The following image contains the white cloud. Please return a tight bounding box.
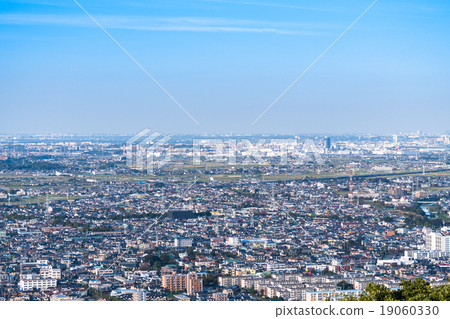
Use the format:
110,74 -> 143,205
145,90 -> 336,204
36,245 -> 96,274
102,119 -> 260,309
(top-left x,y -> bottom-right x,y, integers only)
200,0 -> 346,13
0,13 -> 335,35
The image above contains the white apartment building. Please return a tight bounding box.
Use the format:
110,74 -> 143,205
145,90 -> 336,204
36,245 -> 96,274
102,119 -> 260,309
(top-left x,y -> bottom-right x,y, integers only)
174,238 -> 193,248
18,274 -> 57,291
305,289 -> 362,301
424,228 -> 450,252
226,237 -> 241,246
36,260 -> 49,267
40,267 -> 61,279
95,268 -> 114,276
132,289 -> 148,301
218,276 -> 242,287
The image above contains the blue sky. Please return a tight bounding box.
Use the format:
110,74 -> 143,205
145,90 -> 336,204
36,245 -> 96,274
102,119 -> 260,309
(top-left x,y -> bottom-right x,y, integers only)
0,0 -> 449,135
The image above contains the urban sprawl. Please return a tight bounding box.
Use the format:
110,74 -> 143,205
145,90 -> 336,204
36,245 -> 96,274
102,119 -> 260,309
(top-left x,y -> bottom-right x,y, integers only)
0,132 -> 449,301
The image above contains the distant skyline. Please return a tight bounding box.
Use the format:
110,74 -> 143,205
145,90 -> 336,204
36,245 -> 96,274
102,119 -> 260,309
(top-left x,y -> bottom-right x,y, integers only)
1,0 -> 449,135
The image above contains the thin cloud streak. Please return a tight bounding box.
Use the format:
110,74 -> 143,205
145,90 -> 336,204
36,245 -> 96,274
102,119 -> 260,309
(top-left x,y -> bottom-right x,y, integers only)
200,0 -> 347,13
0,13 -> 336,35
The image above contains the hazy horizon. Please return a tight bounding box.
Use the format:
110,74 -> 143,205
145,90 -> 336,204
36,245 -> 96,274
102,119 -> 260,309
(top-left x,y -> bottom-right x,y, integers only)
0,130 -> 448,138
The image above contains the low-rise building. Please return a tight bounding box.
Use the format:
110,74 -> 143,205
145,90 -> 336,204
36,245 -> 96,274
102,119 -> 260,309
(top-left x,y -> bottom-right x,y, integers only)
18,275 -> 57,291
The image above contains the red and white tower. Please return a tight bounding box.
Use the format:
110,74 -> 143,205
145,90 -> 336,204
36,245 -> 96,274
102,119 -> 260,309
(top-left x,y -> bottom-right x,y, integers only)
349,169 -> 354,199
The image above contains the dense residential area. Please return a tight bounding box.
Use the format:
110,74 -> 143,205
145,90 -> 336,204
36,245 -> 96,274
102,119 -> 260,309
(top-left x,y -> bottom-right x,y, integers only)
0,133 -> 449,301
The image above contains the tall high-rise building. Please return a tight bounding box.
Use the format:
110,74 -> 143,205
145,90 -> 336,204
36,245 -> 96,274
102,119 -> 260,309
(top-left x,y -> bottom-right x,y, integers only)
324,137 -> 331,150
393,134 -> 398,144
187,273 -> 203,296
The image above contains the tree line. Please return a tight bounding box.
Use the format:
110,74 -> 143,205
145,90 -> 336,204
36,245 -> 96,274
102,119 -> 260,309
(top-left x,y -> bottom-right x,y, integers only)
345,278 -> 450,301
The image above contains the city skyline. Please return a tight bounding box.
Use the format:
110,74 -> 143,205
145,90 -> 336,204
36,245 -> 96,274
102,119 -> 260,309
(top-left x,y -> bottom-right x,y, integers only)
1,0 -> 449,134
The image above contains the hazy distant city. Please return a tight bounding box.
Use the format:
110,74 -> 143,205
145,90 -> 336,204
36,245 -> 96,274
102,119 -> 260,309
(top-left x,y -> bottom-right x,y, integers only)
0,132 -> 449,301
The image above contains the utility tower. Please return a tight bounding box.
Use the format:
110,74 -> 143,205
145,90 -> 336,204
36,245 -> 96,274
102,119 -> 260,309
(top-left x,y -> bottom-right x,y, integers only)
349,169 -> 354,199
